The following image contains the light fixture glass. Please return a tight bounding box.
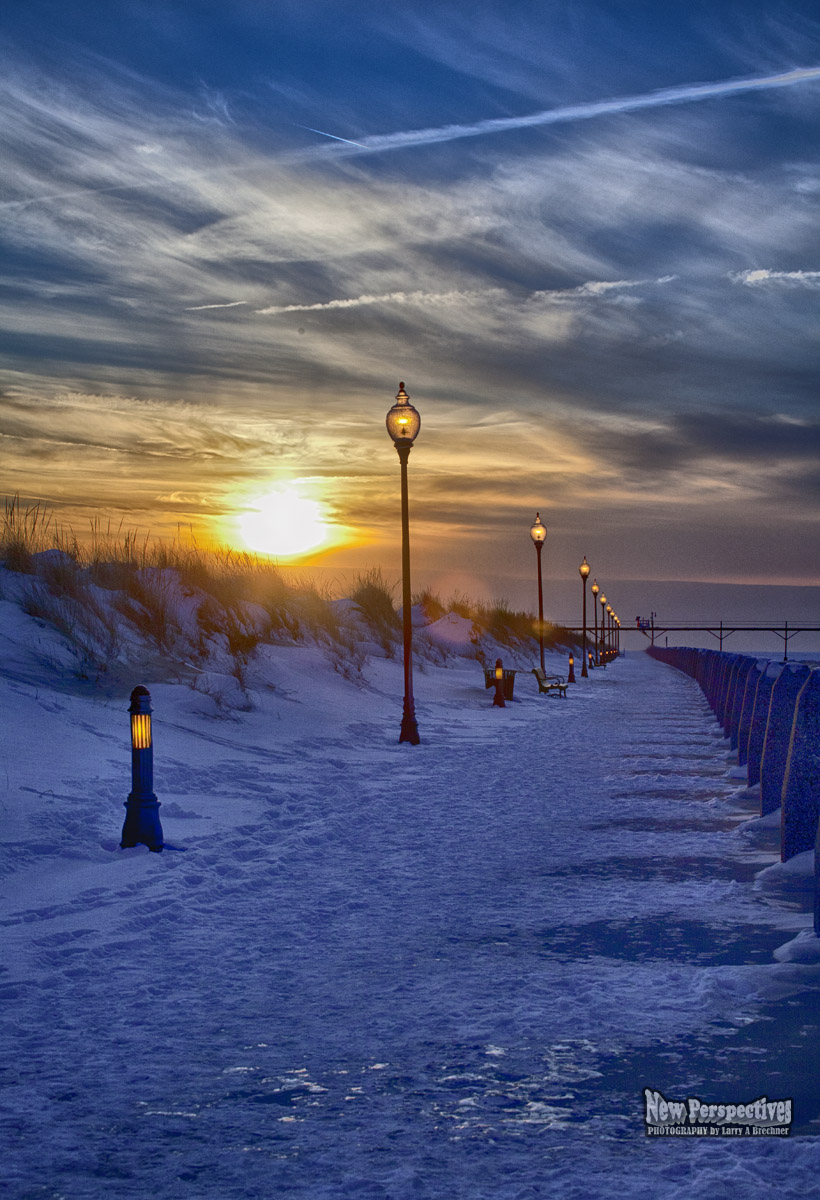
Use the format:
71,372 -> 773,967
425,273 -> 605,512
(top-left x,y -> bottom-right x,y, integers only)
530,513 -> 547,544
129,686 -> 153,749
386,382 -> 421,444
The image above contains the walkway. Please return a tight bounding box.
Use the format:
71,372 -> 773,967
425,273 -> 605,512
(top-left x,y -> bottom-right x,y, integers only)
2,651 -> 819,1198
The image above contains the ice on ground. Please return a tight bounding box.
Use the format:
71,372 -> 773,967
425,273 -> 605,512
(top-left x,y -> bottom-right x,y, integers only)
774,928 -> 820,963
738,808 -> 782,833
755,850 -> 815,891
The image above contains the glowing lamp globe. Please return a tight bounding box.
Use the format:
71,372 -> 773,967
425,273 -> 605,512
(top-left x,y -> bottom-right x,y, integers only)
591,579 -> 599,597
579,556 -> 590,579
130,686 -> 153,749
530,514 -> 547,545
386,382 -> 421,444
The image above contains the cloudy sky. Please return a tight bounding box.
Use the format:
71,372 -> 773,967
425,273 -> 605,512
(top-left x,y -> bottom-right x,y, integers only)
2,0 -> 820,611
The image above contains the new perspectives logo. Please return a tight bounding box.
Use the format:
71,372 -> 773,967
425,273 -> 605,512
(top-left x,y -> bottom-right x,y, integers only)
643,1089 -> 793,1137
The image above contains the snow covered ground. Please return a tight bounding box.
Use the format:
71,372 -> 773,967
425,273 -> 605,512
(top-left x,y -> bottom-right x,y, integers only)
2,582 -> 820,1198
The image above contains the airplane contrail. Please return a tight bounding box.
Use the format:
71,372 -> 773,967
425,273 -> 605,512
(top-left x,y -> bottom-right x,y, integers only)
296,125 -> 368,148
185,300 -> 248,310
334,65 -> 820,156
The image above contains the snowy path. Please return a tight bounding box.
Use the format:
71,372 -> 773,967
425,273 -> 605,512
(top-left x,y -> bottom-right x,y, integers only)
2,649 -> 820,1198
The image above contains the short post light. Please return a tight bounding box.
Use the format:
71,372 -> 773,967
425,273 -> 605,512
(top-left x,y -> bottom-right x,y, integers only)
588,650 -> 594,672
591,579 -> 600,666
386,382 -> 421,745
121,686 -> 164,852
568,652 -> 576,684
493,658 -> 506,707
599,592 -> 607,666
579,556 -> 590,677
529,513 -> 547,672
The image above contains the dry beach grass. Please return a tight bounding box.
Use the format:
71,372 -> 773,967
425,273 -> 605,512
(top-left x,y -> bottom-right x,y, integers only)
1,494 -> 579,701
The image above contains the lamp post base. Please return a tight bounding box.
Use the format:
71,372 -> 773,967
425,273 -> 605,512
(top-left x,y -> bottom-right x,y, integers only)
399,710 -> 420,745
121,793 -> 164,852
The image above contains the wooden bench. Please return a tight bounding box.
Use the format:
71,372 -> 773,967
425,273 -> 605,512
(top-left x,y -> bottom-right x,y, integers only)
531,667 -> 568,698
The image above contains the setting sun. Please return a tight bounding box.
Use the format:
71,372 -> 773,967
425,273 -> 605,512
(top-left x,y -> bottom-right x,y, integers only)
237,486 -> 327,558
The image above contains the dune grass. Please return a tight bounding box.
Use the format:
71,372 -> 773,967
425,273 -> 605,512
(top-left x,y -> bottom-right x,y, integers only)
350,567 -> 400,658
412,587 -> 446,623
1,495 -> 65,572
1,494 -> 578,689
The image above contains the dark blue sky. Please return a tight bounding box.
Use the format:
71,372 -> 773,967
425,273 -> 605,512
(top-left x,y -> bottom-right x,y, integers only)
2,0 -> 820,589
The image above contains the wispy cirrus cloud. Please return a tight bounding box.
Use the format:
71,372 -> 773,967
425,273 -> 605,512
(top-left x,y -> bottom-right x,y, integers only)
2,25 -> 820,580
4,58 -> 820,213
249,278 -> 677,353
533,276 -> 678,301
0,50 -> 814,414
732,268 -> 820,287
255,289 -> 501,316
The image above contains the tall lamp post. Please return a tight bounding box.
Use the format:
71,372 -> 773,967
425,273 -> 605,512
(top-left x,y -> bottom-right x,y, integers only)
530,513 -> 547,672
591,578 -> 599,665
606,603 -> 613,661
579,556 -> 590,677
386,382 -> 421,745
599,592 -> 607,666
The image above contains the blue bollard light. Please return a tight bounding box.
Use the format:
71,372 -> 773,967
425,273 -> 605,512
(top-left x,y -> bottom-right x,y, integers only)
120,686 -> 164,852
